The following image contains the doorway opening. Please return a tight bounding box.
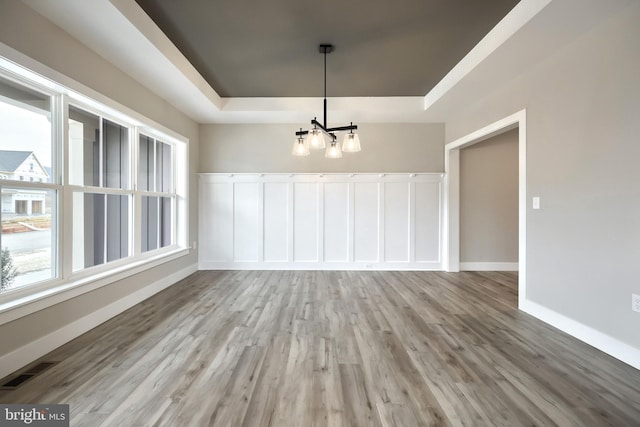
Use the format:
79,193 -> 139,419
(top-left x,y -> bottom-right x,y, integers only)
443,109 -> 527,308
459,128 -> 518,271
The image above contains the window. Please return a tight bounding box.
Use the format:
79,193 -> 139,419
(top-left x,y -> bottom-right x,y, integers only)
139,135 -> 174,252
68,106 -> 130,189
0,74 -> 56,292
0,58 -> 187,297
69,105 -> 133,271
1,188 -> 56,290
72,193 -> 130,270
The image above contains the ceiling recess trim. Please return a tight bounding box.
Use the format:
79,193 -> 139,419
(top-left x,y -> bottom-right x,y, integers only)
423,0 -> 553,111
21,0 -> 551,124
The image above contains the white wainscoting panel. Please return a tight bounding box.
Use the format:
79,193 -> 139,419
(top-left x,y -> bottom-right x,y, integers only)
201,182 -> 233,262
233,182 -> 260,262
415,181 -> 442,263
199,173 -> 443,270
294,182 -> 320,262
354,182 -> 379,263
384,182 -> 410,262
324,182 -> 349,263
263,182 -> 289,263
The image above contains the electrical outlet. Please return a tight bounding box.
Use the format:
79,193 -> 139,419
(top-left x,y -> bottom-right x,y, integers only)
632,294 -> 640,313
365,264 -> 373,269
192,240 -> 197,250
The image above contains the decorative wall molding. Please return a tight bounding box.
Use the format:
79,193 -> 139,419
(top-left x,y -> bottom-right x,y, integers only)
199,173 -> 443,270
0,263 -> 198,381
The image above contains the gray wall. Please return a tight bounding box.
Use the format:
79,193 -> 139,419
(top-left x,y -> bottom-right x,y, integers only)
0,2 -> 199,358
446,2 -> 640,349
200,123 -> 445,173
460,129 -> 518,264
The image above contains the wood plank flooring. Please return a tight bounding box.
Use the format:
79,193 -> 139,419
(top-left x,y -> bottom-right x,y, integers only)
1,270 -> 640,426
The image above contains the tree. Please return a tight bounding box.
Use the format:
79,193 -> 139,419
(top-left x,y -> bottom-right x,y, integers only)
1,247 -> 18,292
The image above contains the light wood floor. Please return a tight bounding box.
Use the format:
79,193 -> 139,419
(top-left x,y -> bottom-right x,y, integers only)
2,270 -> 640,426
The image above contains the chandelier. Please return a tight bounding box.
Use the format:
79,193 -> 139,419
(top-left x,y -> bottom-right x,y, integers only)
292,44 -> 361,158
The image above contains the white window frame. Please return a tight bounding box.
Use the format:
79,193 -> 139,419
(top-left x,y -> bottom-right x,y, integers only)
136,131 -> 178,254
0,70 -> 62,291
0,54 -> 189,324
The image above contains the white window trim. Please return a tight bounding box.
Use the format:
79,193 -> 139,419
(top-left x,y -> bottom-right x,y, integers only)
0,247 -> 189,326
137,133 -> 178,253
0,47 -> 190,325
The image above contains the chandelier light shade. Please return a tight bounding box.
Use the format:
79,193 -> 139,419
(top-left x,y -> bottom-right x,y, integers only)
342,127 -> 361,153
325,140 -> 343,158
308,127 -> 326,150
293,44 -> 361,159
292,131 -> 310,156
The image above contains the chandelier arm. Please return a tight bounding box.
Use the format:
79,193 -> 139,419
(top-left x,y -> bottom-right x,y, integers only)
292,44 -> 360,157
326,124 -> 358,132
310,119 -> 356,136
311,118 -> 328,133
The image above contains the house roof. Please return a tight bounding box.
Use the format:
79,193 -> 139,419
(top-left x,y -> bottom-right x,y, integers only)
0,150 -> 33,173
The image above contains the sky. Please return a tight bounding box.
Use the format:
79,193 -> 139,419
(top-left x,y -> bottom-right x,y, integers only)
0,101 -> 52,168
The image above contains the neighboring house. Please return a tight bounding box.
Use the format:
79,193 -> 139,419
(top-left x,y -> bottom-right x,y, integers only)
0,150 -> 49,215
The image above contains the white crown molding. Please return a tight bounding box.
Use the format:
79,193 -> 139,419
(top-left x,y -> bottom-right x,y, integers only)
218,96 -> 427,124
22,0 -> 225,122
21,0 -> 553,124
422,0 -> 632,122
20,0 -> 628,125
423,0 -> 553,112
11,0 -> 467,124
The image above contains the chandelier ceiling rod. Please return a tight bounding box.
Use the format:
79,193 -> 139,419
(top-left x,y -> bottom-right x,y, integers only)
323,43 -> 327,129
295,44 -> 358,140
292,43 -> 361,158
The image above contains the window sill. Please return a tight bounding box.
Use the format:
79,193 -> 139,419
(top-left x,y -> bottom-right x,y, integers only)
0,247 -> 191,326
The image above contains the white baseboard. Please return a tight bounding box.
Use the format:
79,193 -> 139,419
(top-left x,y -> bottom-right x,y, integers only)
199,261 -> 442,271
0,263 -> 198,381
460,262 -> 518,271
521,299 -> 640,371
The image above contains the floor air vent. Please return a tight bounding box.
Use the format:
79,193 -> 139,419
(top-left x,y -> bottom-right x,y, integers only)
0,362 -> 57,390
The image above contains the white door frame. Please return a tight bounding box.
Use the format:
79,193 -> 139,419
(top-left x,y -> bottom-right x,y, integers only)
443,109 -> 527,308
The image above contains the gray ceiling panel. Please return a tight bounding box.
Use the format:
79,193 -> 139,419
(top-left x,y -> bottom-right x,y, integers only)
134,0 -> 520,97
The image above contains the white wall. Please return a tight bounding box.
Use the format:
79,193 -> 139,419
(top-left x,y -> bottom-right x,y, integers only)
445,0 -> 640,356
199,173 -> 443,270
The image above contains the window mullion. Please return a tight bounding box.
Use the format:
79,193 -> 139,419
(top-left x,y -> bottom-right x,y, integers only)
59,94 -> 73,281
99,117 -> 104,188
171,144 -> 177,246
133,127 -> 142,257
152,139 -> 157,192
